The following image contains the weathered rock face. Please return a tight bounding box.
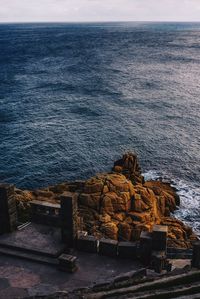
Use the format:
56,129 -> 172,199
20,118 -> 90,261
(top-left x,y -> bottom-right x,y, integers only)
113,152 -> 144,184
77,171 -> 197,248
15,152 -> 198,248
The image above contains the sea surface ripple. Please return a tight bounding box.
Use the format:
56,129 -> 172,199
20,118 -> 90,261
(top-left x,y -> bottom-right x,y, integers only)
0,22 -> 200,231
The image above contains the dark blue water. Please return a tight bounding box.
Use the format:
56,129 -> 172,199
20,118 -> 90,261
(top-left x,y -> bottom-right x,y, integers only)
0,22 -> 200,231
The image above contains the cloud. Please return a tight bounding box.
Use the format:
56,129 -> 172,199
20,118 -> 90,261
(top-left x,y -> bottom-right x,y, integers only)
0,0 -> 200,22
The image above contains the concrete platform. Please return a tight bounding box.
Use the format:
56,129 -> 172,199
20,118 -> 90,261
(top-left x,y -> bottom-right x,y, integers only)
0,223 -> 65,258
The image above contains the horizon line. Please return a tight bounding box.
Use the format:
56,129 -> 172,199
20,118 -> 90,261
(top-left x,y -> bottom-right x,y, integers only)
0,20 -> 200,24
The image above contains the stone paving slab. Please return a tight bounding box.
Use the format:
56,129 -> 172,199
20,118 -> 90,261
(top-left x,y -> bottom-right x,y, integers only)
0,278 -> 10,290
0,223 -> 65,257
0,287 -> 28,299
0,250 -> 142,298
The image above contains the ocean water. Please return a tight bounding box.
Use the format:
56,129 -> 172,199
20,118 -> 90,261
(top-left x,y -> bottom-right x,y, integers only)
0,22 -> 200,232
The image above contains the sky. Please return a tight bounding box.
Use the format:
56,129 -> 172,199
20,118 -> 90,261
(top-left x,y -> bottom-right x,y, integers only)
0,0 -> 200,23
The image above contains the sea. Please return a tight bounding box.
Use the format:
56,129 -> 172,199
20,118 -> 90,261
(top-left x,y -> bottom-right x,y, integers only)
0,22 -> 199,233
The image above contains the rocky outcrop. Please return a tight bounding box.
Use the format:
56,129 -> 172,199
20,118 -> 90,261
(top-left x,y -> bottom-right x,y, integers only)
15,152 -> 198,248
113,152 -> 144,184
77,172 -> 197,248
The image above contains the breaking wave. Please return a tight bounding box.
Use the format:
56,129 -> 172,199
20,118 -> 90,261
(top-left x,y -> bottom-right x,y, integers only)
144,170 -> 200,236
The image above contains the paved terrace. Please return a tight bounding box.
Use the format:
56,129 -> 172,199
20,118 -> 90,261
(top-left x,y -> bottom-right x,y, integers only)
0,223 -> 65,257
0,250 -> 142,298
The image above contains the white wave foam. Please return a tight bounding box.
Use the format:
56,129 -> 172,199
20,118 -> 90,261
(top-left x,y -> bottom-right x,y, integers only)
172,180 -> 200,235
143,170 -> 200,235
143,170 -> 162,181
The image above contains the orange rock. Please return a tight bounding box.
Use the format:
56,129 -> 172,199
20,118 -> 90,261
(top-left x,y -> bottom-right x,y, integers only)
144,180 -> 180,207
84,182 -> 104,194
128,211 -> 151,223
113,212 -> 126,222
112,202 -> 131,212
118,222 -> 132,241
131,228 -> 142,241
33,190 -> 54,198
113,152 -> 143,185
132,194 -> 150,212
15,153 -> 197,249
113,166 -> 123,173
79,193 -> 101,210
124,216 -> 133,225
100,222 -> 118,240
99,214 -> 111,223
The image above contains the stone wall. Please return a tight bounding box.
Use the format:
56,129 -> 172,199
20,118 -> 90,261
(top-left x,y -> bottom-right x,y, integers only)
0,183 -> 17,234
30,200 -> 61,227
60,192 -> 80,247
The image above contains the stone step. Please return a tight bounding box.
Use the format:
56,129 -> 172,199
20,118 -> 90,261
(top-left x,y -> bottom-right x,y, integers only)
167,247 -> 192,254
84,270 -> 200,299
177,293 -> 200,299
121,282 -> 200,299
0,246 -> 59,266
167,253 -> 192,259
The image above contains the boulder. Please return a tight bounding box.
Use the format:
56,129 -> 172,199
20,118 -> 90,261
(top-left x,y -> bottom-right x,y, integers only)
113,152 -> 144,184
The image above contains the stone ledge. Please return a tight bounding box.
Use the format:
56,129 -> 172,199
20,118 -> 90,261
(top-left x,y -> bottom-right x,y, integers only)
76,235 -> 98,253
99,238 -> 118,257
118,241 -> 138,259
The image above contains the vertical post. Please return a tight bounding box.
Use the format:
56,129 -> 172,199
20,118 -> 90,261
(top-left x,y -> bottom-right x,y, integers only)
60,192 -> 78,248
192,241 -> 200,269
152,225 -> 168,252
151,251 -> 166,273
0,183 -> 17,234
151,225 -> 168,273
139,231 -> 152,266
